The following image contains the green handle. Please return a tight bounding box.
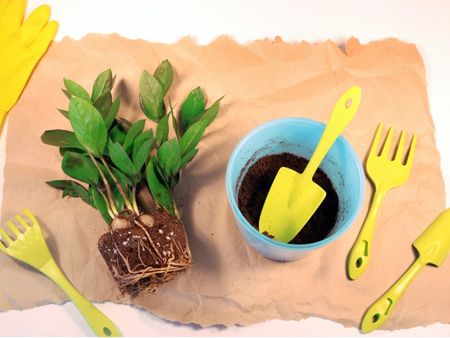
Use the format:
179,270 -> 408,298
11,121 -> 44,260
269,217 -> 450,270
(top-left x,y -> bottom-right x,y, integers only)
302,86 -> 361,181
348,188 -> 387,280
41,260 -> 122,337
361,258 -> 425,333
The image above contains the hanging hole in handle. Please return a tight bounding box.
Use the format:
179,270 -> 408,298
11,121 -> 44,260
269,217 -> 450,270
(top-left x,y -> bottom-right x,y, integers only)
103,327 -> 112,336
356,257 -> 363,268
372,313 -> 380,323
345,98 -> 353,108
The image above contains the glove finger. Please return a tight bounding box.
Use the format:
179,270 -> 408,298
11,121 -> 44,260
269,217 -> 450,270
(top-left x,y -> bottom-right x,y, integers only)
0,0 -> 25,36
27,20 -> 58,57
19,4 -> 51,46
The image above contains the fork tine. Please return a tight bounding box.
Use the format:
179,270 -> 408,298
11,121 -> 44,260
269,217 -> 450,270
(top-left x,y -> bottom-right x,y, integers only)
380,127 -> 394,158
15,214 -> 31,229
6,221 -> 22,237
405,134 -> 417,167
369,123 -> 384,157
394,130 -> 406,162
0,227 -> 12,244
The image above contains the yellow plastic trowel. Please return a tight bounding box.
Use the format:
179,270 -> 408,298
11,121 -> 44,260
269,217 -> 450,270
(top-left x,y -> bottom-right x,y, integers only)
259,86 -> 361,243
361,208 -> 450,333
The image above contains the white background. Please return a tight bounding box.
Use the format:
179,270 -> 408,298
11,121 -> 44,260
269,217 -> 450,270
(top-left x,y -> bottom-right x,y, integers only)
1,0 -> 450,336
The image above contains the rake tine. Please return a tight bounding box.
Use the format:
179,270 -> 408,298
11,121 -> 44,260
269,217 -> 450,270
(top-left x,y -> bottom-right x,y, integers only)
369,123 -> 384,157
405,134 -> 418,167
0,227 -> 12,244
6,221 -> 21,237
394,130 -> 406,162
22,209 -> 38,225
15,214 -> 31,229
380,127 -> 394,158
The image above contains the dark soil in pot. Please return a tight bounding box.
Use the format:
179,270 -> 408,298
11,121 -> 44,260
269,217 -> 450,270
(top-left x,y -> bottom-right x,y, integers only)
237,152 -> 339,244
98,210 -> 192,296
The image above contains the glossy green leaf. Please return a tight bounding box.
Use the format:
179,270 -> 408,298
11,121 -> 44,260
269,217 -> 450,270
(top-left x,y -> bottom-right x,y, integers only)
146,157 -> 174,215
62,151 -> 99,185
93,92 -> 112,118
154,59 -> 173,96
104,95 -> 121,130
41,130 -> 84,150
179,120 -> 206,156
181,86 -> 205,129
110,124 -> 126,145
198,97 -> 222,128
179,147 -> 199,170
46,179 -> 91,205
68,97 -> 107,157
123,119 -> 146,152
63,78 -> 91,102
156,114 -> 169,146
157,139 -> 181,178
132,129 -> 154,161
58,109 -> 69,119
133,139 -> 153,172
89,187 -> 112,224
109,142 -> 137,177
139,70 -> 164,122
92,69 -> 113,102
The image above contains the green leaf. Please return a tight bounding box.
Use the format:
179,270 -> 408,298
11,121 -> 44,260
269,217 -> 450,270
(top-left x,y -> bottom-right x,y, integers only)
146,157 -> 174,215
109,142 -> 137,177
117,117 -> 132,131
133,139 -> 153,172
139,70 -> 164,122
181,87 -> 205,129
110,124 -> 126,145
58,109 -> 69,119
46,179 -> 90,204
90,187 -> 112,224
111,166 -> 133,189
179,120 -> 206,156
179,147 -> 199,170
157,139 -> 181,178
170,107 -> 180,139
154,59 -> 173,96
62,151 -> 99,185
104,95 -> 121,130
112,185 -> 125,212
198,97 -> 221,128
93,92 -> 112,118
41,130 -> 84,150
123,119 -> 145,152
68,97 -> 107,157
63,78 -> 91,102
132,129 -> 154,161
92,69 -> 113,102
156,114 -> 169,146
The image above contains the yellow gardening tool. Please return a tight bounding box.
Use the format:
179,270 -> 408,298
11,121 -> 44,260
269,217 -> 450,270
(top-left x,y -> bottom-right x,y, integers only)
361,208 -> 450,333
348,124 -> 417,280
259,86 -> 361,243
0,0 -> 58,133
0,209 -> 121,337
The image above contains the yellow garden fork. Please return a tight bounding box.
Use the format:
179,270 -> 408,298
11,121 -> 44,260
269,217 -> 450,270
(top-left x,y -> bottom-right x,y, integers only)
0,209 -> 121,336
347,123 -> 417,280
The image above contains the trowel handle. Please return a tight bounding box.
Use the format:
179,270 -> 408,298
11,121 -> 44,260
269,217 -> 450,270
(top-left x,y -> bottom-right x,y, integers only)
348,188 -> 387,280
360,258 -> 426,333
303,86 -> 361,180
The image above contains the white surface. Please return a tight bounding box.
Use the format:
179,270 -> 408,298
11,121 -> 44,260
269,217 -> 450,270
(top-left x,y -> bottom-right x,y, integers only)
1,0 -> 450,336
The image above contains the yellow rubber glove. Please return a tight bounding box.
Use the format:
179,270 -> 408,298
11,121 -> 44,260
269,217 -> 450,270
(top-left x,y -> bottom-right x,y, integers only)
0,0 -> 58,133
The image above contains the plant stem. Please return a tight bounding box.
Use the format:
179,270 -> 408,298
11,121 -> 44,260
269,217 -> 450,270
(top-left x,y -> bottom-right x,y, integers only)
88,152 -> 119,216
170,190 -> 181,219
97,188 -> 117,220
100,157 -> 134,211
131,184 -> 140,214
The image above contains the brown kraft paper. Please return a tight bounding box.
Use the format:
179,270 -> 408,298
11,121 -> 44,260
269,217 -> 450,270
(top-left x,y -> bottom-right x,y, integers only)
0,34 -> 447,330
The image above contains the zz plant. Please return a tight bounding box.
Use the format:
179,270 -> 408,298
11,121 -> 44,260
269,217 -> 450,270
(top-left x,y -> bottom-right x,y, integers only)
41,60 -> 221,295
